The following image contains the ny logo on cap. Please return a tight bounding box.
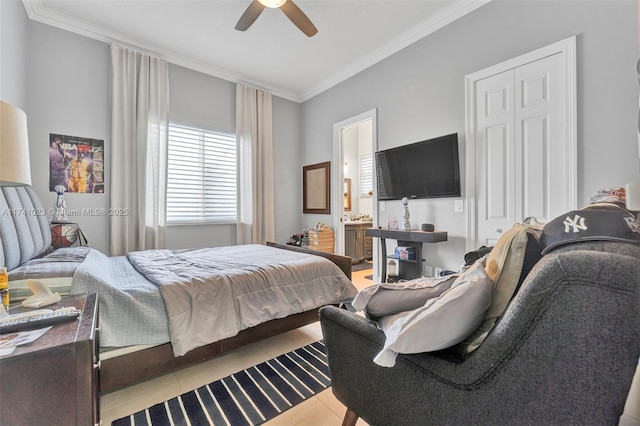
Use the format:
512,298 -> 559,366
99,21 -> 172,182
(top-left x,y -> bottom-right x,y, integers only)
563,214 -> 588,233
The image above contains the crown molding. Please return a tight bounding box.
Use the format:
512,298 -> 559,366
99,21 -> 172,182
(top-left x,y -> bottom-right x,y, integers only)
22,0 -> 490,104
300,0 -> 492,102
21,0 -> 303,102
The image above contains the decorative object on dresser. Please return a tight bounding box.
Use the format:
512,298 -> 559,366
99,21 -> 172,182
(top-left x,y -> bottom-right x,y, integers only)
421,223 -> 435,232
0,293 -> 99,426
20,279 -> 62,308
400,196 -> 411,231
52,184 -> 69,222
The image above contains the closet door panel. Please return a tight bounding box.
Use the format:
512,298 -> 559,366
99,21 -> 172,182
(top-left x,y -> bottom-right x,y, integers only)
515,52 -> 566,224
475,70 -> 515,247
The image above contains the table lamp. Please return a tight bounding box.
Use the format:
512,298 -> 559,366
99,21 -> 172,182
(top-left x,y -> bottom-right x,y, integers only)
0,101 -> 31,186
626,182 -> 640,214
0,101 -> 32,312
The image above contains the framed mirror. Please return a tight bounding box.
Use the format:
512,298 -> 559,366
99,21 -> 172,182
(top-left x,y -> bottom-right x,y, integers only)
303,161 -> 331,214
343,178 -> 352,211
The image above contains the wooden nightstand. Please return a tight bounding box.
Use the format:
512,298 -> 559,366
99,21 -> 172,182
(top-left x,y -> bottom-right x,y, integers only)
0,293 -> 100,425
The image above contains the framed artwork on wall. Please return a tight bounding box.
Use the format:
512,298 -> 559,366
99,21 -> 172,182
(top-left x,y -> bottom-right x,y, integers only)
49,133 -> 104,194
303,161 -> 331,214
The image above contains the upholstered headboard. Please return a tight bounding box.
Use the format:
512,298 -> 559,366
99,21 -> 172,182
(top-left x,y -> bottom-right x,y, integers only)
0,187 -> 51,271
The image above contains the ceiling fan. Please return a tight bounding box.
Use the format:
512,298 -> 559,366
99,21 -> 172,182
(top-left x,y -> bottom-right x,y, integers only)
235,0 -> 318,37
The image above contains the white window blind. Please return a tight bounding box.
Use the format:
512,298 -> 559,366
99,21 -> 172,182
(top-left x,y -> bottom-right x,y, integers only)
167,124 -> 237,224
359,153 -> 373,197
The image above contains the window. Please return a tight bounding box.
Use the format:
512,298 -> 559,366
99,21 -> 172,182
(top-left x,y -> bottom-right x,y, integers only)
359,153 -> 373,197
166,124 -> 237,224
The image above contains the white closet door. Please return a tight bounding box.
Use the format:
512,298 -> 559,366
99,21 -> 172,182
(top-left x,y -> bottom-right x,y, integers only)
515,52 -> 566,224
475,52 -> 568,247
475,70 -> 516,247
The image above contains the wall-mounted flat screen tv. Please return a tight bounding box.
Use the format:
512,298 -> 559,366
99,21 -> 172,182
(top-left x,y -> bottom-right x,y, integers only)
375,133 -> 461,200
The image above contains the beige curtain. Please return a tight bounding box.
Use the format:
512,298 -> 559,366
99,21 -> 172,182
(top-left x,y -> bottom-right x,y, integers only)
110,45 -> 169,255
236,84 -> 275,245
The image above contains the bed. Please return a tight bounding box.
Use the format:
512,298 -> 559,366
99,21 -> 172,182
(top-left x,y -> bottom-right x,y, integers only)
0,186 -> 356,392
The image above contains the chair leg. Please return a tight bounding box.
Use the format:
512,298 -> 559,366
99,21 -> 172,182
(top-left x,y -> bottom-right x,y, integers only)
342,408 -> 359,426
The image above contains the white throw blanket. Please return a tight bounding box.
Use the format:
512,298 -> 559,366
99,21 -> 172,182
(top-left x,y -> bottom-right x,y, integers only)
128,244 -> 357,356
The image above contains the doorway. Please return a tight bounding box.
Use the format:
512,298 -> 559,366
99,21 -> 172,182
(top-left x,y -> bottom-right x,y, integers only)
332,109 -> 378,279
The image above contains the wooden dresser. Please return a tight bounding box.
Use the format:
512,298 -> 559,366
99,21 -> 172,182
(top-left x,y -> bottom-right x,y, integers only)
0,293 -> 100,426
308,229 -> 335,253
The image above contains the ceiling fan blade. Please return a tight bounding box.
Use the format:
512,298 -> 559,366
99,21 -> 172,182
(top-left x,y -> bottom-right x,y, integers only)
235,0 -> 266,31
280,0 -> 318,37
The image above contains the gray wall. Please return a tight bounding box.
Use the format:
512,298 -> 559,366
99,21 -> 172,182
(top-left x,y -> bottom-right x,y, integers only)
1,2 -> 112,255
26,22 -> 111,254
0,0 -> 29,109
301,0 -> 639,272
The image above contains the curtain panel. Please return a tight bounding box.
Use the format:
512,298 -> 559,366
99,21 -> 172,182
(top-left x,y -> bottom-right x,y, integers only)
110,45 -> 169,256
236,84 -> 275,245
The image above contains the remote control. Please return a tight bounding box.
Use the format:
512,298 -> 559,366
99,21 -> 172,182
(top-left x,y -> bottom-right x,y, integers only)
0,308 -> 81,334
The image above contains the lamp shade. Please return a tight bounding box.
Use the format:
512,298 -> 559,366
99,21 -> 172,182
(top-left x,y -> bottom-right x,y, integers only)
626,182 -> 640,211
0,101 -> 31,186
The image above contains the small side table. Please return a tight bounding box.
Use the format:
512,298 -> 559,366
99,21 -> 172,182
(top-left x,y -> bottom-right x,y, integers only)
0,293 -> 100,425
365,228 -> 448,282
50,222 -> 88,249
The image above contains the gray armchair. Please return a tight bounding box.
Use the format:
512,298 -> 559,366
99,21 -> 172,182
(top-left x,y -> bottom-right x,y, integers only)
320,241 -> 640,425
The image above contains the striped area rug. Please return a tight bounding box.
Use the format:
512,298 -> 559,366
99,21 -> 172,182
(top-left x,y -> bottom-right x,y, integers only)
112,341 -> 330,426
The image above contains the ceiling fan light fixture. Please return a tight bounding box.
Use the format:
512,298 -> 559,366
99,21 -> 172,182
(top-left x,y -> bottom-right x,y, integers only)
258,0 -> 287,8
237,0 -> 316,37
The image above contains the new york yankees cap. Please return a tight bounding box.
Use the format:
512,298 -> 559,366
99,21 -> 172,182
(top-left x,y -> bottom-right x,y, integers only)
540,204 -> 640,255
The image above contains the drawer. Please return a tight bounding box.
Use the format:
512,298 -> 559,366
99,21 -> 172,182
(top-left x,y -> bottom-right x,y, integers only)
364,236 -> 372,248
364,247 -> 372,258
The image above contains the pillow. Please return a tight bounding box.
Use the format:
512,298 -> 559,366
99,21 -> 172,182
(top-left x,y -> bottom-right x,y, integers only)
351,274 -> 458,319
373,260 -> 492,367
451,223 -> 542,357
464,245 -> 493,266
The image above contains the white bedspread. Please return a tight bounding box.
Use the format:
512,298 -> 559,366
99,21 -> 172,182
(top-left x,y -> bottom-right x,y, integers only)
71,249 -> 170,348
128,244 -> 356,356
72,244 -> 352,356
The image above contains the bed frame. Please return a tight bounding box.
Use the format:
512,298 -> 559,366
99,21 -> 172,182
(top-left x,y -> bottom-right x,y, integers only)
99,242 -> 352,393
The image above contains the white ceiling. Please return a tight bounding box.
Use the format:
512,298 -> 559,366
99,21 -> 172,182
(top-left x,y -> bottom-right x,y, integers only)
23,0 -> 490,102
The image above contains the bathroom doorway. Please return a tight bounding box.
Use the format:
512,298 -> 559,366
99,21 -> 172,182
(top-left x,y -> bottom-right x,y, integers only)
332,109 -> 379,281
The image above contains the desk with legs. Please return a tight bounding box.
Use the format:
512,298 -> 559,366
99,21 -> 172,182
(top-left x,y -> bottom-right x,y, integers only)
365,228 -> 448,282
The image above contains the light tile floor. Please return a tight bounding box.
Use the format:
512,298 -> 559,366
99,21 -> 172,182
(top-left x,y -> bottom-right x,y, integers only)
100,267 -> 374,425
